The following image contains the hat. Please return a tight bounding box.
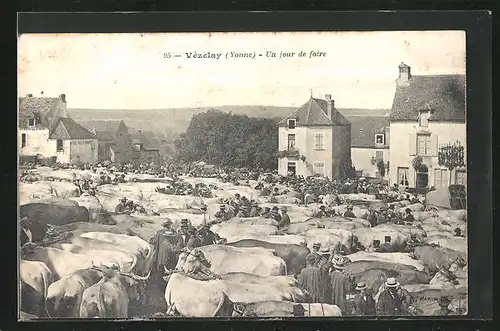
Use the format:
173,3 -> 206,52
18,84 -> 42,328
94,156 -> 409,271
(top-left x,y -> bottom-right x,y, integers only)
405,208 -> 412,214
271,206 -> 279,211
384,236 -> 391,242
280,206 -> 287,212
162,219 -> 172,226
319,205 -> 326,210
355,282 -> 367,291
219,204 -> 226,209
319,247 -> 330,255
264,207 -> 271,211
312,242 -> 321,248
438,296 -> 451,305
385,277 -> 400,288
180,219 -> 189,226
120,197 -> 127,202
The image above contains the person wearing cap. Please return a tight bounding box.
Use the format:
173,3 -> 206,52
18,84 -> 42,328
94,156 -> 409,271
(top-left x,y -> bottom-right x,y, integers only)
352,282 -> 376,316
378,236 -> 393,253
175,219 -> 190,250
115,197 -> 129,213
376,277 -> 413,316
297,250 -> 328,303
277,206 -> 291,232
436,296 -> 457,315
327,258 -> 352,313
150,218 -> 177,272
305,242 -> 322,267
214,204 -> 229,222
343,206 -> 356,218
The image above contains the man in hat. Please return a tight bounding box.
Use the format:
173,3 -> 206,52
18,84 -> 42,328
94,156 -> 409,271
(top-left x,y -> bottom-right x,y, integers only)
305,242 -> 323,267
249,202 -> 259,217
231,193 -> 241,215
186,227 -> 201,250
237,204 -> 250,218
261,207 -> 271,218
270,206 -> 281,222
386,205 -> 397,222
314,205 -> 328,218
343,205 -> 356,218
277,206 -> 291,232
198,224 -> 224,246
175,219 -> 190,250
317,247 -> 333,273
327,258 -> 352,314
150,219 -> 177,272
403,208 -> 415,223
454,228 -> 465,238
376,277 -> 413,316
376,208 -> 388,225
214,204 -> 229,222
115,197 -> 129,213
292,304 -> 306,317
378,236 -> 393,253
352,282 -> 376,316
435,296 -> 457,315
297,252 -> 327,303
367,210 -> 378,227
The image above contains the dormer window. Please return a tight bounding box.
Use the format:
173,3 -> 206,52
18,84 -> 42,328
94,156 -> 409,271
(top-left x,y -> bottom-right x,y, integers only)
375,134 -> 385,146
288,119 -> 296,129
419,110 -> 430,127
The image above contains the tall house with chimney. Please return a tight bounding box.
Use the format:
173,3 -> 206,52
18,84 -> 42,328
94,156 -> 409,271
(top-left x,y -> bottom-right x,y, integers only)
388,63 -> 466,189
277,94 -> 351,179
18,94 -> 98,164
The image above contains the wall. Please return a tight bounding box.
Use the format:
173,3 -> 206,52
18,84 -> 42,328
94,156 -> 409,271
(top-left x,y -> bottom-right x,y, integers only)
278,126 -> 333,178
113,121 -> 131,163
332,125 -> 352,179
352,147 -> 390,178
69,139 -> 98,164
55,140 -> 71,163
389,121 -> 466,187
18,129 -> 56,157
139,150 -> 161,165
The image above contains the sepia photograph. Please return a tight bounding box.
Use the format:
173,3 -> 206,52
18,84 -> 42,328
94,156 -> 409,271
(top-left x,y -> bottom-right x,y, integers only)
18,31 -> 467,320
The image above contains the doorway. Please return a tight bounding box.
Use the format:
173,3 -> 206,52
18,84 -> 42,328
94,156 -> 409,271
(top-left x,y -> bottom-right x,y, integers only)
416,165 -> 429,188
287,162 -> 297,175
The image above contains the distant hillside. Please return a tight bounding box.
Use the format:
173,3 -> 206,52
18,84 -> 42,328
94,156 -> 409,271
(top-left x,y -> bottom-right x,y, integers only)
68,106 -> 389,139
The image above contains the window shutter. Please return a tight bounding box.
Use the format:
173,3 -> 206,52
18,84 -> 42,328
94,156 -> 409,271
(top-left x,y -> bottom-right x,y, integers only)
430,133 -> 438,156
409,133 -> 416,156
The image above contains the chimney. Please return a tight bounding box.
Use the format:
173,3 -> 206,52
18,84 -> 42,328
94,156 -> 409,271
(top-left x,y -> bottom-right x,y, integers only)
397,62 -> 411,85
60,94 -> 66,103
26,94 -> 33,97
325,94 -> 335,120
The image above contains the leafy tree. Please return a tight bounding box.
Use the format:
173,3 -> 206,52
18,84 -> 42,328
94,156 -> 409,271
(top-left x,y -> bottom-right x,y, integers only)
438,141 -> 466,185
412,155 -> 424,172
174,110 -> 279,170
376,159 -> 386,177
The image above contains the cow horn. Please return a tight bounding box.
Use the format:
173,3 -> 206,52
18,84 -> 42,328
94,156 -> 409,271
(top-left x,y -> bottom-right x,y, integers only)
163,265 -> 169,273
133,269 -> 151,281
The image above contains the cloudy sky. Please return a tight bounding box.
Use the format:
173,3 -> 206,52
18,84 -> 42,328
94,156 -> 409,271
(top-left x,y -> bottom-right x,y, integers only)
18,31 -> 465,109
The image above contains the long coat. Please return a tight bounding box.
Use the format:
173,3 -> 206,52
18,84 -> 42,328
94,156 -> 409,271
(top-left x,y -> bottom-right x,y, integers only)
297,266 -> 327,303
327,270 -> 352,313
353,293 -> 376,316
150,229 -> 177,271
376,288 -> 412,316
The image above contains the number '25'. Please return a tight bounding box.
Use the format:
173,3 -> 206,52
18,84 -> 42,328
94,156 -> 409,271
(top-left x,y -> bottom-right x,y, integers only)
163,53 -> 171,58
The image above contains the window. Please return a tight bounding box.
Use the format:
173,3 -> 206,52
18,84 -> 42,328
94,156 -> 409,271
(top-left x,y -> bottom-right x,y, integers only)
287,134 -> 296,150
419,111 -> 430,127
375,151 -> 383,161
56,139 -> 64,151
287,162 -> 296,175
397,167 -> 409,186
21,134 -> 26,148
28,118 -> 35,127
313,162 -> 325,176
434,169 -> 449,188
287,119 -> 296,129
455,170 -> 467,186
375,134 -> 384,145
417,134 -> 431,155
314,133 -> 324,150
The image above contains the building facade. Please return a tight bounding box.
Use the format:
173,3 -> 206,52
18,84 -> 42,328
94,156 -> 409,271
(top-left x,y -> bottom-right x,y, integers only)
130,130 -> 161,165
388,63 -> 466,189
345,111 -> 390,178
19,94 -> 98,164
277,94 -> 351,179
79,120 -> 130,163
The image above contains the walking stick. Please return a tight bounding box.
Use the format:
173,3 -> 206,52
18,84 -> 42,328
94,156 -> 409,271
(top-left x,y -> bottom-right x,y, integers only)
308,301 -> 311,317
321,302 -> 325,316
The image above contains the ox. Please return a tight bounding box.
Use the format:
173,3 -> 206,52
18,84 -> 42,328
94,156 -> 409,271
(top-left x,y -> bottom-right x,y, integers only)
79,269 -> 151,318
20,260 -> 53,317
227,239 -> 310,275
408,245 -> 466,274
20,203 -> 90,226
198,245 -> 287,276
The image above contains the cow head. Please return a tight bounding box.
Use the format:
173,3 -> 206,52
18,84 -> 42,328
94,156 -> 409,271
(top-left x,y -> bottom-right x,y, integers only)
121,270 -> 151,304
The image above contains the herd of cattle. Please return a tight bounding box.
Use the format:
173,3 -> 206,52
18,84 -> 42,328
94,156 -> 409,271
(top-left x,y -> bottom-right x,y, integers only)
18,166 -> 467,319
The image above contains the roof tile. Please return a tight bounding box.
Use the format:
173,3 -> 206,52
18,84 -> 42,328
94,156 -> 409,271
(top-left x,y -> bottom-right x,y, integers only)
49,118 -> 96,140
279,97 -> 350,126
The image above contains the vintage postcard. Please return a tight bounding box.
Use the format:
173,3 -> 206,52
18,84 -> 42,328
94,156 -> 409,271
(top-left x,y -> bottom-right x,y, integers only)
18,31 -> 467,320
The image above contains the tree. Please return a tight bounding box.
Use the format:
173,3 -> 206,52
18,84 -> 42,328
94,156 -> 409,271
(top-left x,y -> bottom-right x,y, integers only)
438,141 -> 466,185
174,110 -> 279,170
412,155 -> 424,172
376,159 -> 386,177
